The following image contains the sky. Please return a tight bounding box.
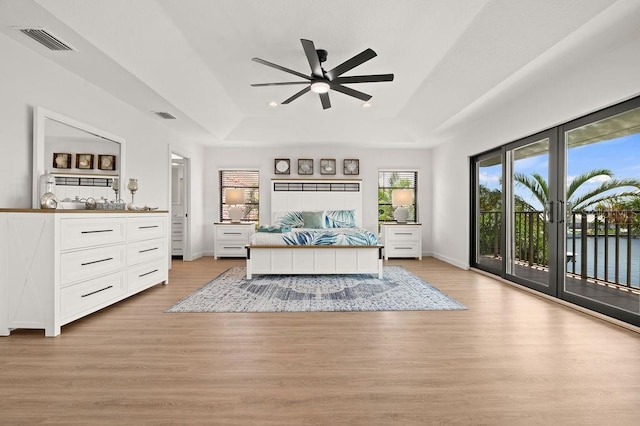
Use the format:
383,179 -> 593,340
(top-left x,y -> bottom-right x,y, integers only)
479,132 -> 640,210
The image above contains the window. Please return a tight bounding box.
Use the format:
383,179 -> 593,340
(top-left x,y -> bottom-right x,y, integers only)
378,171 -> 418,222
219,170 -> 259,222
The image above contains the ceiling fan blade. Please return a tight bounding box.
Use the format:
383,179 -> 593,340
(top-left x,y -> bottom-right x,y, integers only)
319,92 -> 331,110
281,86 -> 311,104
301,39 -> 323,78
252,57 -> 311,81
251,82 -> 310,87
330,84 -> 372,102
332,74 -> 394,84
325,48 -> 377,80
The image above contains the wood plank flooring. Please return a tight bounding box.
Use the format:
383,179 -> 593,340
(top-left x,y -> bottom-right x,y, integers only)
1,257 -> 639,425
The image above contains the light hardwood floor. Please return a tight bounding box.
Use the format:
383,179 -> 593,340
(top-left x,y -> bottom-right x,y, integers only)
1,257 -> 639,425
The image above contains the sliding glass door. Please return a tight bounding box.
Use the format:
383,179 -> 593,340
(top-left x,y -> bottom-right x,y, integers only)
504,131 -> 559,294
472,96 -> 640,326
474,152 -> 503,274
561,102 -> 640,322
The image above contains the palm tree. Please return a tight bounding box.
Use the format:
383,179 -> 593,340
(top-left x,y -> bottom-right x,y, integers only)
514,168 -> 640,212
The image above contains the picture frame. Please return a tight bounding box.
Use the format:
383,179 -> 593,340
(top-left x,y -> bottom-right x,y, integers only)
298,159 -> 313,175
274,158 -> 290,175
52,153 -> 71,169
320,158 -> 336,175
98,154 -> 116,171
76,153 -> 94,170
343,159 -> 359,175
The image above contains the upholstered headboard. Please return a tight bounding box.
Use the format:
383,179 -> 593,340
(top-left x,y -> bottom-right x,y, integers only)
270,179 -> 363,227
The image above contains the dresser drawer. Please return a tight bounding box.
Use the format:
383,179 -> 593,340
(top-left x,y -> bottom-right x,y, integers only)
386,227 -> 420,241
386,242 -> 421,256
127,237 -> 166,266
60,218 -> 126,250
214,242 -> 248,257
60,244 -> 125,285
127,259 -> 167,292
215,225 -> 252,240
60,272 -> 125,321
127,215 -> 167,241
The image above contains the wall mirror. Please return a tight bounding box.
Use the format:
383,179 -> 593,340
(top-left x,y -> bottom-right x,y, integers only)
32,107 -> 126,208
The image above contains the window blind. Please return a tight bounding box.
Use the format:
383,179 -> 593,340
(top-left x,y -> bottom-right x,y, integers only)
219,170 -> 259,222
378,171 -> 418,222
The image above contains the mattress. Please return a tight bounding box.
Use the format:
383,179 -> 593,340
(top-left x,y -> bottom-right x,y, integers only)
250,227 -> 378,246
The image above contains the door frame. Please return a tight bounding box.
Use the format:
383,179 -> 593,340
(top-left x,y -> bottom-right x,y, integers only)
168,147 -> 192,261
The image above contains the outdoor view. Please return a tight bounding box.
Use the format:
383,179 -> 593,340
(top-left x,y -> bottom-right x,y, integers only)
477,106 -> 640,316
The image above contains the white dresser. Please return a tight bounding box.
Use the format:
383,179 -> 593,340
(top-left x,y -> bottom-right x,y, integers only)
379,223 -> 423,260
0,210 -> 169,337
213,222 -> 255,259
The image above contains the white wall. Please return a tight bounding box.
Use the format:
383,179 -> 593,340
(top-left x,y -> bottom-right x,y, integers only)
202,146 -> 432,257
0,33 -> 206,258
431,11 -> 640,269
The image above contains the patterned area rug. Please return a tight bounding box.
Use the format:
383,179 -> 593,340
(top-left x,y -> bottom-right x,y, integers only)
166,266 -> 466,313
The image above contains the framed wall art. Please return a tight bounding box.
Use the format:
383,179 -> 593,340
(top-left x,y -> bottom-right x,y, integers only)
320,159 -> 336,175
298,159 -> 313,175
98,154 -> 116,171
274,158 -> 290,175
343,159 -> 359,175
76,153 -> 94,170
52,153 -> 71,169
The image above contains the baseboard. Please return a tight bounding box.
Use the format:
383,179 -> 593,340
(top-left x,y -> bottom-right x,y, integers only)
471,267 -> 640,335
431,252 -> 469,270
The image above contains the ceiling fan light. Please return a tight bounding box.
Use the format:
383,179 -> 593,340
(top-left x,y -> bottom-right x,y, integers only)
310,81 -> 330,94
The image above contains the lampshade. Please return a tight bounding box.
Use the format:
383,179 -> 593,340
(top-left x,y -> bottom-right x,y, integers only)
392,189 -> 413,207
225,188 -> 244,205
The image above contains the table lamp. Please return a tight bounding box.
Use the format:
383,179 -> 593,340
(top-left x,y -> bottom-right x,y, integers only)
225,188 -> 245,223
392,189 -> 413,223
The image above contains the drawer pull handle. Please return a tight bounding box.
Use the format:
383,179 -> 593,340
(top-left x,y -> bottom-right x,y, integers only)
395,232 -> 413,235
223,246 -> 242,249
81,257 -> 113,266
81,285 -> 113,298
139,225 -> 159,229
396,247 -> 413,250
139,247 -> 158,253
224,232 -> 242,235
81,229 -> 114,234
139,269 -> 159,278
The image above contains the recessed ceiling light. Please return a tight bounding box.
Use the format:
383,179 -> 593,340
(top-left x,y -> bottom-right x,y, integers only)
362,102 -> 372,108
268,101 -> 278,107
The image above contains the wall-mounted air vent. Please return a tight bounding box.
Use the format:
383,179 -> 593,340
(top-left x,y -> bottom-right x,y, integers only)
154,112 -> 177,119
19,28 -> 75,51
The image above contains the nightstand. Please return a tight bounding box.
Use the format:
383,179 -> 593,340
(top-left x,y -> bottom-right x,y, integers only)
213,222 -> 255,259
379,223 -> 422,260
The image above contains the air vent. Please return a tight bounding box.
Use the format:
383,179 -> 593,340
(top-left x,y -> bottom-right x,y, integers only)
19,28 -> 75,51
154,112 -> 177,120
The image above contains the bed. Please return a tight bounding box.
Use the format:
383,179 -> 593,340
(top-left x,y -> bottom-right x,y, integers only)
245,179 -> 383,279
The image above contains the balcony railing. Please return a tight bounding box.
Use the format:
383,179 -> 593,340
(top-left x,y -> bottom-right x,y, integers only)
479,210 -> 640,289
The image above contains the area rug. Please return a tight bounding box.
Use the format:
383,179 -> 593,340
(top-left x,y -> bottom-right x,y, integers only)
166,266 -> 466,313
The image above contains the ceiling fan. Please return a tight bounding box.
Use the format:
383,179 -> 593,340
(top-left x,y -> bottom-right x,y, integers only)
251,39 -> 394,110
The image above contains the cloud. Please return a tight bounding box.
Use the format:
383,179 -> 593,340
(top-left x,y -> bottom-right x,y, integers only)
479,172 -> 500,184
587,175 -> 612,184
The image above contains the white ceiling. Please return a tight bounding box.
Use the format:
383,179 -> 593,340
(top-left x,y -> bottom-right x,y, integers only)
1,0 -> 638,148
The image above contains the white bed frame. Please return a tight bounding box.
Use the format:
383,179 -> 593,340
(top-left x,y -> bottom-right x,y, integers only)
246,179 -> 383,279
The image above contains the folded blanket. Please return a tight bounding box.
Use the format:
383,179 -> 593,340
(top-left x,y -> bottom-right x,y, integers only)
257,225 -> 291,233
